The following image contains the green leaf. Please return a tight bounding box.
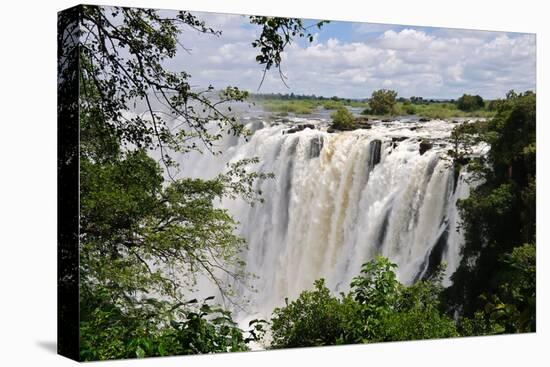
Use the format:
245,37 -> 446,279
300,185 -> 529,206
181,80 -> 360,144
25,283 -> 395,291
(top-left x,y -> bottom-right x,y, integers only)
136,346 -> 145,359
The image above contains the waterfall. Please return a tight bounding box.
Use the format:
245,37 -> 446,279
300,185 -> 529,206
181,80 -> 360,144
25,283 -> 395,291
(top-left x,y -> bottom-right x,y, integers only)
174,116 -> 474,322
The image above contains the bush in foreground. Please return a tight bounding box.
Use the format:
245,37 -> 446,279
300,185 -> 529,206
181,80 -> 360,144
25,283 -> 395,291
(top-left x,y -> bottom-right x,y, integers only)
270,257 -> 458,348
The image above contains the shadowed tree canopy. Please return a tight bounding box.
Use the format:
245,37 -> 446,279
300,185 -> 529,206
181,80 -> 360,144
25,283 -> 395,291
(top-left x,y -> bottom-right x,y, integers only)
445,90 -> 536,330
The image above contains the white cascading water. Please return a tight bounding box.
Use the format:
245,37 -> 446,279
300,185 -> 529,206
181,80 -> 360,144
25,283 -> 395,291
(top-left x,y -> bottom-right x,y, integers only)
170,114 -> 476,324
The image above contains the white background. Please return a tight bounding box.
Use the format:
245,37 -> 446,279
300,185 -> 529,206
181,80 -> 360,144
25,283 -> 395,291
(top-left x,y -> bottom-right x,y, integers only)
0,0 -> 547,365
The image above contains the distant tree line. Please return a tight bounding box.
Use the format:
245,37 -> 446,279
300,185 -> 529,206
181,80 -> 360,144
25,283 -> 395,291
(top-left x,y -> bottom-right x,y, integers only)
251,92 -> 365,103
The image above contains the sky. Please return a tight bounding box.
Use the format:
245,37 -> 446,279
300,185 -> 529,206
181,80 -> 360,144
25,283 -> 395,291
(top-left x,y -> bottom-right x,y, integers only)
164,11 -> 536,100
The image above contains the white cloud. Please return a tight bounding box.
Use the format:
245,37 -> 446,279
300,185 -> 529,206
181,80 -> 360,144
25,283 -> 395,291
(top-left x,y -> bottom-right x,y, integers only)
168,13 -> 536,99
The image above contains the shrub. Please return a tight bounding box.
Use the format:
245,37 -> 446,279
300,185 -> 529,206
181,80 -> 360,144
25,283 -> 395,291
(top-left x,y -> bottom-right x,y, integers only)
330,106 -> 356,130
269,257 -> 458,348
270,279 -> 358,348
369,89 -> 398,115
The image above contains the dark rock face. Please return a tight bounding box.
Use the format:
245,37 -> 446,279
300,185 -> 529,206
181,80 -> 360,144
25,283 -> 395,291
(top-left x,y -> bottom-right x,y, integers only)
391,136 -> 408,149
368,140 -> 382,168
414,222 -> 449,282
334,125 -> 357,132
356,122 -> 372,129
283,123 -> 315,135
354,117 -> 372,129
392,136 -> 407,143
309,136 -> 324,158
329,119 -> 372,132
418,118 -> 430,122
419,140 -> 433,155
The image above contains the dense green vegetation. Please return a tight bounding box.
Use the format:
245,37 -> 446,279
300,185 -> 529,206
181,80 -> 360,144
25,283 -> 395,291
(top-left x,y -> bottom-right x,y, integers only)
446,90 -> 536,332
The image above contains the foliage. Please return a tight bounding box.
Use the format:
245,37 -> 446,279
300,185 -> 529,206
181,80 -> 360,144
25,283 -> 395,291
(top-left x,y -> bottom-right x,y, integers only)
367,89 -> 398,115
456,94 -> 484,111
249,16 -> 328,87
270,279 -> 359,348
323,99 -> 345,110
350,257 -> 400,340
449,120 -> 487,159
458,243 -> 536,336
269,257 -> 458,348
380,271 -> 458,341
403,102 -> 417,115
330,106 -> 356,130
405,102 -> 494,119
80,291 -> 251,360
446,91 -> 536,331
491,243 -> 536,333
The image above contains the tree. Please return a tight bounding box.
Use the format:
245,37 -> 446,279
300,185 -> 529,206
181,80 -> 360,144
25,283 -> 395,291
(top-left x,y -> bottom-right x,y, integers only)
446,91 -> 536,329
456,94 -> 484,111
368,89 -> 397,115
410,96 -> 425,104
58,5 -> 326,360
350,256 -> 400,341
330,106 -> 356,130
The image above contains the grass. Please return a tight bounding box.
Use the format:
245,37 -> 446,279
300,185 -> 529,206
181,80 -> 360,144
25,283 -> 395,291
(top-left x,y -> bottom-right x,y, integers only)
261,100 -> 317,115
256,98 -> 370,115
396,102 -> 495,119
322,100 -> 344,110
362,102 -> 496,119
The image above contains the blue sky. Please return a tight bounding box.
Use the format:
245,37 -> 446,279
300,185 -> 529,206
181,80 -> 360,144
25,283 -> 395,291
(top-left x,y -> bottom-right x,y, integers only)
166,11 -> 536,99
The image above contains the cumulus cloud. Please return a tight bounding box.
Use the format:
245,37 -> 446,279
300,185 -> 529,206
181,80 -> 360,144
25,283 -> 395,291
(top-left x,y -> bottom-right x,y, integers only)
167,12 -> 536,99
